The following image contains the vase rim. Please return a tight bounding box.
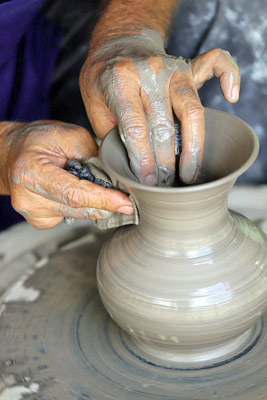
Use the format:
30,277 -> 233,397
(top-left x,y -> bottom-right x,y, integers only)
100,108 -> 259,193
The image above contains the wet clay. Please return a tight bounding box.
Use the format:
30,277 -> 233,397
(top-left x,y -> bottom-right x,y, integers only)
65,157 -> 139,229
91,28 -> 240,185
95,29 -> 201,185
98,108 -> 267,366
0,220 -> 267,399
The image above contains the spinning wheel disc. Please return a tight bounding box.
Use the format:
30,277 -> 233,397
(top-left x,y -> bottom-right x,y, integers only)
0,230 -> 267,399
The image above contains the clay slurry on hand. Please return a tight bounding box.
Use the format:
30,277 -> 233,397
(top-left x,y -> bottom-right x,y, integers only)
1,120 -> 136,229
81,27 -> 240,187
65,118 -> 182,189
174,116 -> 183,186
65,158 -> 139,229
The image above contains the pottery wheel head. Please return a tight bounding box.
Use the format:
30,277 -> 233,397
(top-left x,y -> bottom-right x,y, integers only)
0,230 -> 267,399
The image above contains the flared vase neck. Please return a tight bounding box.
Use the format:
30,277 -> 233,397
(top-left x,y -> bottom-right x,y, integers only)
130,180 -> 236,246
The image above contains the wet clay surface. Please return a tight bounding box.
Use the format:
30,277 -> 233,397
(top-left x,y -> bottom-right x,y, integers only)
0,109 -> 266,398
98,109 -> 267,367
0,228 -> 267,399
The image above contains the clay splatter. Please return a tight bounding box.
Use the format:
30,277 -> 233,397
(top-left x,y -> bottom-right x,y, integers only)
11,175 -> 20,185
0,383 -> 39,400
3,277 -> 40,303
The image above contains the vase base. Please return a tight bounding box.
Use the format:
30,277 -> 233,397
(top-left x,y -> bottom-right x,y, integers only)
0,230 -> 267,399
123,321 -> 261,368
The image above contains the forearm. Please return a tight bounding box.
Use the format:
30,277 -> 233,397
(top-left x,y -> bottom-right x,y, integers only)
90,0 -> 179,51
0,122 -> 21,194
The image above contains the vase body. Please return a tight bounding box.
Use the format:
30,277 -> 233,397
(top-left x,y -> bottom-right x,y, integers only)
98,108 -> 267,365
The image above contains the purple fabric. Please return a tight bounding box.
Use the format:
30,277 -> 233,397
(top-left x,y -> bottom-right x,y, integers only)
0,0 -> 43,119
0,0 -> 62,230
0,0 -> 43,59
0,0 -> 61,121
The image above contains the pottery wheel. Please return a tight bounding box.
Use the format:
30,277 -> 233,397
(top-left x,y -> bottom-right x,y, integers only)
0,222 -> 267,399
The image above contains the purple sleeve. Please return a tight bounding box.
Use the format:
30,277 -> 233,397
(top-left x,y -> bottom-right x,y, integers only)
0,0 -> 62,231
0,0 -> 61,121
0,0 -> 44,62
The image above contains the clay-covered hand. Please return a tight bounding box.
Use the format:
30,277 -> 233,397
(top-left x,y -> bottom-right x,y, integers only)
80,30 -> 240,185
0,121 -> 133,229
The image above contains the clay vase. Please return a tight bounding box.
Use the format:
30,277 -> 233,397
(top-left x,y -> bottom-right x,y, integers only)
97,108 -> 267,366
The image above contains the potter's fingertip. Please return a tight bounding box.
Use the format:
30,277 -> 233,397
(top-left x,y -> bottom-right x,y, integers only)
117,206 -> 134,215
179,174 -> 193,185
179,165 -> 199,185
231,84 -> 239,102
179,152 -> 201,184
144,174 -> 157,186
158,165 -> 174,187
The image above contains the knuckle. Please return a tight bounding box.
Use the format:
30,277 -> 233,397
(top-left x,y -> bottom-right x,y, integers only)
210,48 -> 224,59
121,121 -> 147,142
175,84 -> 194,97
97,196 -> 108,211
63,186 -> 86,208
210,48 -> 233,62
113,58 -> 132,72
221,49 -> 231,57
183,102 -> 205,119
100,59 -> 130,82
148,54 -> 162,65
153,123 -> 175,143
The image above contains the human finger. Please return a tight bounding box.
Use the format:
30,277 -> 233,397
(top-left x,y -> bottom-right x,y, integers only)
170,75 -> 205,184
13,162 -> 133,213
81,87 -> 117,139
12,183 -> 133,229
142,85 -> 175,186
100,62 -> 157,185
192,48 -> 240,103
54,205 -> 113,220
117,93 -> 157,185
37,170 -> 133,213
80,61 -> 118,139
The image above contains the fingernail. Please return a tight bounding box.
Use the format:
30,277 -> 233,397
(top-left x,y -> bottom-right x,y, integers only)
231,84 -> 239,101
117,206 -> 134,215
144,174 -> 157,186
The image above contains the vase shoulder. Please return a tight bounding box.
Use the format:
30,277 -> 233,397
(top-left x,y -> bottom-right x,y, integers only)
97,212 -> 267,351
97,108 -> 263,365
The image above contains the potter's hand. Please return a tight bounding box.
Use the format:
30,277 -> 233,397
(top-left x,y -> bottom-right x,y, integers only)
80,32 -> 240,185
0,121 -> 133,229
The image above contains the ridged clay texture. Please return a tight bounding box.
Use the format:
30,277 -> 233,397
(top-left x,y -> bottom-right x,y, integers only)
98,108 -> 267,366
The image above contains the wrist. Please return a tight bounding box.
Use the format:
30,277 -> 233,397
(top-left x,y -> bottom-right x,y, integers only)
89,0 -> 178,51
88,29 -> 166,66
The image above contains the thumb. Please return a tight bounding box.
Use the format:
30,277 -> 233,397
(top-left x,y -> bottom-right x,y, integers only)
30,164 -> 134,213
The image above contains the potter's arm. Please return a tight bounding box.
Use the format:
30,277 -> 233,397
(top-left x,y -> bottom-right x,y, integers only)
80,0 -> 240,185
89,0 -> 178,47
0,121 -> 133,228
